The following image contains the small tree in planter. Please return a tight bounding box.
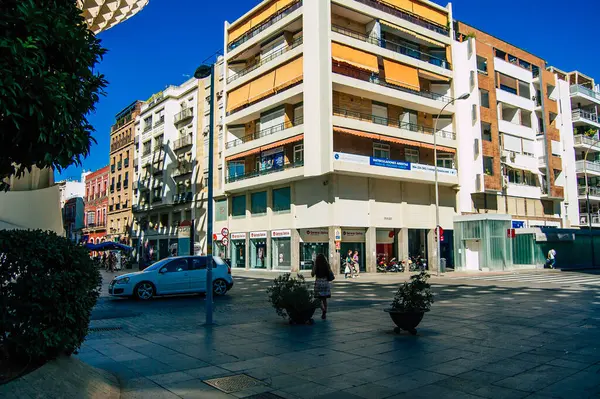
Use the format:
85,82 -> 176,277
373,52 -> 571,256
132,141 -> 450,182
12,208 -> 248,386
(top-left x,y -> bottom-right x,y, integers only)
266,273 -> 321,325
385,271 -> 434,335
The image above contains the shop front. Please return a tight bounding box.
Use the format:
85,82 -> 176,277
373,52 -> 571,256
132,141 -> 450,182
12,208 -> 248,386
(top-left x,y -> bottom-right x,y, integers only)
376,229 -> 396,263
230,232 -> 247,268
250,231 -> 267,269
212,233 -> 226,259
299,228 -> 329,271
341,228 -> 366,272
271,229 -> 292,270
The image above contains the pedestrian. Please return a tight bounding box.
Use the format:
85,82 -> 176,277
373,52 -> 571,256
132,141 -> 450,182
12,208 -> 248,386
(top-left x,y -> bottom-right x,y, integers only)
353,250 -> 360,278
344,249 -> 353,278
546,248 -> 557,269
312,254 -> 333,320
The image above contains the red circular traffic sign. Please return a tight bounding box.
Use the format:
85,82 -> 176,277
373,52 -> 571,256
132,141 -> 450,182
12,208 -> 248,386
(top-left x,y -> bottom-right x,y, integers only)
221,227 -> 229,237
222,237 -> 229,246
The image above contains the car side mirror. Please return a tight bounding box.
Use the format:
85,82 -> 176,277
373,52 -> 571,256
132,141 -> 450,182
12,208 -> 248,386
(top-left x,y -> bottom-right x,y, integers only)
159,268 -> 167,274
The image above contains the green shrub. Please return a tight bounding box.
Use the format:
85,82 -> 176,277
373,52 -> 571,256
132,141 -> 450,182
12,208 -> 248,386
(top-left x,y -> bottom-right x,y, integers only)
391,271 -> 434,312
0,230 -> 101,362
266,273 -> 320,319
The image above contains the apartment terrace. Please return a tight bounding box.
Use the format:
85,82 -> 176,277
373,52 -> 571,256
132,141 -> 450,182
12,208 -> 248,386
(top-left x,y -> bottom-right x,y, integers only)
352,0 -> 449,36
226,116 -> 304,149
570,84 -> 600,105
173,135 -> 194,151
331,24 -> 450,70
572,109 -> 600,128
227,0 -> 302,51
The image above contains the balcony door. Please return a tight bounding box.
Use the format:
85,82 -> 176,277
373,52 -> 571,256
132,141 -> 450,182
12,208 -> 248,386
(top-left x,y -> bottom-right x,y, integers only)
372,103 -> 388,125
259,108 -> 285,136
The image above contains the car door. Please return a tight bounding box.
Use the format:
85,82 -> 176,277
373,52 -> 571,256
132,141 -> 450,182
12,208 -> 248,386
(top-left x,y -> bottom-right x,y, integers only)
189,256 -> 208,293
156,258 -> 190,294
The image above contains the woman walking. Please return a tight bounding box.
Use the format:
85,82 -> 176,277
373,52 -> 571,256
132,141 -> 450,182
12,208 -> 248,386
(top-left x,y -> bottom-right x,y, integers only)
312,254 -> 333,320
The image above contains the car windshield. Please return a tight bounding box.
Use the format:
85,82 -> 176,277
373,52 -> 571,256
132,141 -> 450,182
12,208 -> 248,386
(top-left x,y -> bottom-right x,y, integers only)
144,258 -> 172,272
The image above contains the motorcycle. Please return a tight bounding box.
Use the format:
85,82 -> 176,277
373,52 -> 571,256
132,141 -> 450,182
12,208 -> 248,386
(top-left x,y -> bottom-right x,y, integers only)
376,255 -> 388,273
387,257 -> 404,273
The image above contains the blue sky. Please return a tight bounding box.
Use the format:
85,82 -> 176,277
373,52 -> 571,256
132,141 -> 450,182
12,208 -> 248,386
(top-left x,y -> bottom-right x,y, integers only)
59,0 -> 599,180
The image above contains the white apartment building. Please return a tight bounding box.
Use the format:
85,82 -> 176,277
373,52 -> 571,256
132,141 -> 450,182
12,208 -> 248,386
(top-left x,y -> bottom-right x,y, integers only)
132,78 -> 200,260
564,71 -> 600,227
217,0 -> 458,273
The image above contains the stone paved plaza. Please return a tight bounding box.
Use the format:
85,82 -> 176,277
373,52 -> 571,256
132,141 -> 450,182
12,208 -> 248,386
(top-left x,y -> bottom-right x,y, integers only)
77,270 -> 600,398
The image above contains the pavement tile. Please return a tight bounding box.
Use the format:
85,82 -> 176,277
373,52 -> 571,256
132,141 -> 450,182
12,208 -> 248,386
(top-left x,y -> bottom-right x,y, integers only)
164,378 -> 234,398
389,383 -> 482,399
471,385 -> 530,399
376,370 -> 448,392
537,370 -> 600,398
454,370 -> 506,384
147,371 -> 197,385
280,382 -> 336,399
184,366 -> 232,380
342,382 -> 403,398
475,359 -> 539,377
493,365 -> 577,393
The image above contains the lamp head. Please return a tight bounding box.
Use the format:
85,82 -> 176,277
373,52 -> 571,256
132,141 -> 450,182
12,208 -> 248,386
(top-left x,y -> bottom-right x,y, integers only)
194,65 -> 212,79
457,93 -> 470,100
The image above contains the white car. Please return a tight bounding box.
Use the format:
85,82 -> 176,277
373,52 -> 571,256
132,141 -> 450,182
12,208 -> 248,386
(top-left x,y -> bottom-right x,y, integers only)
108,256 -> 234,300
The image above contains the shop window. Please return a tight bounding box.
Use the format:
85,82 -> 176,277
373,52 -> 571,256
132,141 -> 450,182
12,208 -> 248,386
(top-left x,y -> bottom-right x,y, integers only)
250,237 -> 267,269
483,156 -> 494,176
215,199 -> 228,221
232,195 -> 246,217
373,143 -> 390,159
231,238 -> 246,268
272,235 -> 291,270
405,148 -> 419,163
273,187 -> 291,212
251,191 -> 267,215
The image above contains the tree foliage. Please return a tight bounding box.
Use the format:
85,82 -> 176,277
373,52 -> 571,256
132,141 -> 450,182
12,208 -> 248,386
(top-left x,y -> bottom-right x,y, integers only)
0,0 -> 107,190
0,229 -> 101,362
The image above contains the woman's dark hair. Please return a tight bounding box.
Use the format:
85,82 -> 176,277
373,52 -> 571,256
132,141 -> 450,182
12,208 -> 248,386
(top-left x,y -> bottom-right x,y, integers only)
314,254 -> 330,278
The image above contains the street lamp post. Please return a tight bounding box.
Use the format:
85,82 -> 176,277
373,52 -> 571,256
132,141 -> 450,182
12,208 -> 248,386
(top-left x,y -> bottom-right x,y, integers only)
583,138 -> 600,267
433,93 -> 470,277
194,64 -> 216,325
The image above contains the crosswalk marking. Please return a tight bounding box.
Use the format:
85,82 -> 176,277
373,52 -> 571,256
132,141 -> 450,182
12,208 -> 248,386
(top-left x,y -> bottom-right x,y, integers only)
447,271 -> 600,286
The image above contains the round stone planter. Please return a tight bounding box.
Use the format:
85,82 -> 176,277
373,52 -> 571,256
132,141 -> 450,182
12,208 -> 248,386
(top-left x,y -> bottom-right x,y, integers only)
384,309 -> 428,335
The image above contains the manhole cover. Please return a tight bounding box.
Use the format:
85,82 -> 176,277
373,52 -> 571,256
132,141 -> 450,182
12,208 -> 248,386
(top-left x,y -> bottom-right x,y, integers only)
89,326 -> 122,332
204,374 -> 263,393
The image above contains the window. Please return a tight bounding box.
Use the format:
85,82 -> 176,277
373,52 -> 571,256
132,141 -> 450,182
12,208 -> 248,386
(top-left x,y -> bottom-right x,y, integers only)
372,103 -> 388,125
518,81 -> 531,99
143,116 -> 152,130
273,187 -> 291,212
228,161 -> 245,178
483,156 -> 494,176
476,56 -> 488,74
373,143 -> 390,159
479,89 -> 490,108
191,257 -> 207,270
232,195 -> 246,217
481,122 -> 492,141
437,154 -> 454,169
405,148 -> 419,163
251,191 -> 267,215
215,199 -> 228,221
294,144 -> 304,164
494,48 -> 507,60
164,259 -> 188,273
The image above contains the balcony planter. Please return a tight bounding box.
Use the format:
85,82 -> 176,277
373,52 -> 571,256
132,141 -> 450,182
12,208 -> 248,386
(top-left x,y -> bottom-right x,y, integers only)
385,272 -> 433,335
267,273 -> 320,325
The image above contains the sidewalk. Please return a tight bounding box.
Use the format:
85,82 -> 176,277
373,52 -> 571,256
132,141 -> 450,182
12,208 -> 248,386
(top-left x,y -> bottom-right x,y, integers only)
77,276 -> 600,398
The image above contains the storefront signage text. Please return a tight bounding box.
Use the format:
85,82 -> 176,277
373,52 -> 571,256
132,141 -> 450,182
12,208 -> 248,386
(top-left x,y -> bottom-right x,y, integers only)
250,231 -> 267,239
334,152 -> 457,176
271,229 -> 292,238
230,232 -> 247,240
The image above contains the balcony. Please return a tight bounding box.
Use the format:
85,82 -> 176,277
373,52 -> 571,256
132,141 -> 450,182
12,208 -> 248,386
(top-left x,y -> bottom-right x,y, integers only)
574,135 -> 600,151
570,85 -> 600,104
173,135 -> 194,151
228,36 -> 303,84
111,114 -> 133,132
110,134 -> 133,152
151,197 -> 162,204
143,125 -> 152,133
579,214 -> 600,226
174,108 -> 194,124
572,109 -> 600,128
153,143 -> 164,152
332,25 -> 450,70
333,107 -> 455,140
226,116 -> 304,149
578,186 -> 600,198
333,62 -> 453,105
226,160 -> 304,183
227,0 -> 302,51
576,160 -> 600,175
173,162 -> 193,177
173,192 -> 193,204
154,116 -> 165,127
117,161 -> 122,170
353,0 -> 449,36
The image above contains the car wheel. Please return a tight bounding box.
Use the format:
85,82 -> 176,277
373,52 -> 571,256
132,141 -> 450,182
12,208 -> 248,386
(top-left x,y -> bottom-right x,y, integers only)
135,282 -> 155,300
213,279 -> 228,296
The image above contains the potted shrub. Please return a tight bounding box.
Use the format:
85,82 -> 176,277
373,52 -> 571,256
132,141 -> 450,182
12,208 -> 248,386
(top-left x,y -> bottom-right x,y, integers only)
384,271 -> 434,335
267,273 -> 321,325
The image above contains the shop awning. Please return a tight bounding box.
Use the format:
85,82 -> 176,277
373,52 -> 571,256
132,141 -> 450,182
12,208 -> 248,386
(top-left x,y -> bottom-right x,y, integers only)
503,160 -> 540,175
382,58 -> 420,90
228,0 -> 298,44
418,69 -> 451,82
225,135 -> 303,161
411,1 -> 448,27
380,20 -> 445,48
334,126 -> 456,153
331,42 -> 379,73
226,83 -> 251,113
248,71 -> 276,103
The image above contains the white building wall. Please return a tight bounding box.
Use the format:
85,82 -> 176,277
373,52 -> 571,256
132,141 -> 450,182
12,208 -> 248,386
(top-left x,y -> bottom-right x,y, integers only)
556,77 -> 578,227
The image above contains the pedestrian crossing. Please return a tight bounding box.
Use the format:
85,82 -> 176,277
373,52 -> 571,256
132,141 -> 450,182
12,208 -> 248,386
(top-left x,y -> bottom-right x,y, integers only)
447,271 -> 600,287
